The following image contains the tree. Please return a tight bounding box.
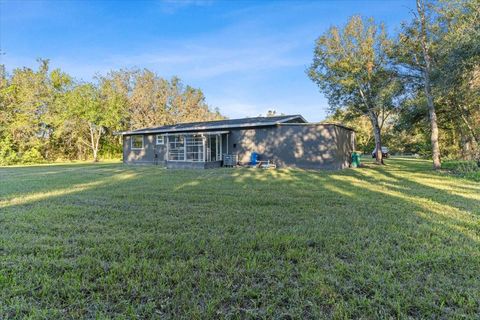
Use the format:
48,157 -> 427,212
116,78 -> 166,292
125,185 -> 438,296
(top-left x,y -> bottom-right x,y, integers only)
127,70 -> 223,130
416,0 -> 442,169
65,84 -> 115,162
0,62 -> 223,164
393,0 -> 479,164
263,109 -> 286,117
308,16 -> 401,164
0,59 -> 64,163
327,109 -> 375,154
97,71 -> 131,158
167,76 -> 216,124
435,0 -> 480,159
394,0 -> 443,168
128,69 -> 168,129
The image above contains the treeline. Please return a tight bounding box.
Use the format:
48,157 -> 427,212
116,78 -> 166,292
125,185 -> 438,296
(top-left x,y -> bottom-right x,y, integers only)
0,61 -> 223,164
309,0 -> 479,167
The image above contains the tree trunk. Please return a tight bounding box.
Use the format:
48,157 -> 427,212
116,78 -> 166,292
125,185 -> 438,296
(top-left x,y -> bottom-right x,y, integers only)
89,123 -> 101,162
424,77 -> 441,168
92,148 -> 98,162
417,0 -> 441,170
459,111 -> 479,145
459,111 -> 479,160
94,127 -> 102,162
368,110 -> 384,165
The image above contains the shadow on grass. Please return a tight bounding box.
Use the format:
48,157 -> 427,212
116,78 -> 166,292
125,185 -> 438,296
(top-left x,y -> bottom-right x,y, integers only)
225,160 -> 479,242
0,159 -> 479,318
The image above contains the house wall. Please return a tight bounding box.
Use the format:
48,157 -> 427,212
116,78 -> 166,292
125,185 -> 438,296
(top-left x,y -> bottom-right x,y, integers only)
123,134 -> 167,165
226,124 -> 354,169
122,124 -> 355,169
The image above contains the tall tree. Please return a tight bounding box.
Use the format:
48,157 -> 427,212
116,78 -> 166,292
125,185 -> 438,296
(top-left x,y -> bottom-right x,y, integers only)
128,70 -> 223,129
308,16 -> 401,164
65,83 -> 118,162
129,69 -> 169,129
416,0 -> 442,169
436,0 -> 480,159
0,59 -> 64,162
0,62 -> 223,164
394,0 -> 443,169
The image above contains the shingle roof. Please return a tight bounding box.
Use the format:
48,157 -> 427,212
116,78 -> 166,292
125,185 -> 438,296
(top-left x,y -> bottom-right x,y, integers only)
117,115 -> 307,135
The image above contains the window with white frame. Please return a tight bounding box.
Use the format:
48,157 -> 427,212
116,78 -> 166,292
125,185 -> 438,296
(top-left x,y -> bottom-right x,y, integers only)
156,134 -> 165,145
131,135 -> 144,149
168,135 -> 185,160
165,133 -> 222,162
186,135 -> 204,161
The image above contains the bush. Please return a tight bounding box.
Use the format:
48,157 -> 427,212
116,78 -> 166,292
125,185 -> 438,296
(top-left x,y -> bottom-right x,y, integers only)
99,143 -> 122,160
464,171 -> 480,182
442,160 -> 479,173
443,160 -> 480,181
21,148 -> 45,164
0,136 -> 19,166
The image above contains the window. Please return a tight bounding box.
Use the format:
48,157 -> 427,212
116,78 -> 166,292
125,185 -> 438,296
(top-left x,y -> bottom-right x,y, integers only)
165,134 -> 223,162
156,135 -> 165,145
131,135 -> 144,150
168,135 -> 185,160
186,135 -> 204,161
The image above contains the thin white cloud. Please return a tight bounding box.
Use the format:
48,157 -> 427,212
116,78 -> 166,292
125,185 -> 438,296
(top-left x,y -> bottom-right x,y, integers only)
106,39 -> 303,79
1,1 -> 333,121
104,17 -> 310,80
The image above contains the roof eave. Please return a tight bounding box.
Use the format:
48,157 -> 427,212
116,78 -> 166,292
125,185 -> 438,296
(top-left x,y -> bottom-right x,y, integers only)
114,115 -> 306,135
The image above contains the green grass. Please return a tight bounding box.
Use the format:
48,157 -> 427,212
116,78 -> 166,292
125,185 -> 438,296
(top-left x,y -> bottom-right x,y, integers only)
1,158 -> 479,319
443,160 -> 480,182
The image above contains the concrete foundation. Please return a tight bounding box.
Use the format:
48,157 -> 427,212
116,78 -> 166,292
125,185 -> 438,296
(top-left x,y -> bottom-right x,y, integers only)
166,161 -> 222,169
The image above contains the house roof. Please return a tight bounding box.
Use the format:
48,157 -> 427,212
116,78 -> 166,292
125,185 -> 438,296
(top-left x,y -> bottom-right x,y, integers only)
116,115 -> 307,135
280,122 -> 355,131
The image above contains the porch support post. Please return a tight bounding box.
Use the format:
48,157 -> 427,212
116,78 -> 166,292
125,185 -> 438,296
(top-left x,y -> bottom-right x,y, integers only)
166,135 -> 169,162
202,134 -> 206,162
219,134 -> 222,161
184,134 -> 187,161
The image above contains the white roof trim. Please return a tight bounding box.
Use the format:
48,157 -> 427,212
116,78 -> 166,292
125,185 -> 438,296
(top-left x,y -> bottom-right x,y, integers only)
115,115 -> 306,135
279,122 -> 354,131
161,131 -> 230,136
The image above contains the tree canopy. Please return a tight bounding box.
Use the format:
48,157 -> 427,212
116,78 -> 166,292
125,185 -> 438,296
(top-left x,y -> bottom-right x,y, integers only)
312,0 -> 479,166
308,16 -> 403,164
0,0 -> 478,166
0,61 -> 224,164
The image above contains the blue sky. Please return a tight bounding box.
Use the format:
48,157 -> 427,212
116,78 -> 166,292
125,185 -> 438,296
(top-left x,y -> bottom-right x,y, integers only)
0,0 -> 415,121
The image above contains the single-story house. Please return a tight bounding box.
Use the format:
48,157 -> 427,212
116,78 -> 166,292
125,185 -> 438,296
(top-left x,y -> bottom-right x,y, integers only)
116,115 -> 355,169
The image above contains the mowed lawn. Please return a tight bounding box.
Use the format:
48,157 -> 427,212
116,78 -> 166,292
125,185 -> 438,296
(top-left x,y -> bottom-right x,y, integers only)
0,159 -> 479,319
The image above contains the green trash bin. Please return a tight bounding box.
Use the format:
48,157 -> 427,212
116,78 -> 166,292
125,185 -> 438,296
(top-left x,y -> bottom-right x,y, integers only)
351,152 -> 361,168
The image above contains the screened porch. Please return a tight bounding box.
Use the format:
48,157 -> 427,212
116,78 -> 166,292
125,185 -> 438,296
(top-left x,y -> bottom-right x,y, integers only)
164,131 -> 227,164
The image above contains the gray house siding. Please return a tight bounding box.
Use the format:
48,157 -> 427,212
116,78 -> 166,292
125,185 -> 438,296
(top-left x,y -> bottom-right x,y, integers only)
226,124 -> 354,169
123,134 -> 167,165
122,124 -> 354,169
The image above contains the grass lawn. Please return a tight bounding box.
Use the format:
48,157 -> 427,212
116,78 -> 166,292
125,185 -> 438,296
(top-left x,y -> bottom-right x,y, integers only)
0,158 -> 479,319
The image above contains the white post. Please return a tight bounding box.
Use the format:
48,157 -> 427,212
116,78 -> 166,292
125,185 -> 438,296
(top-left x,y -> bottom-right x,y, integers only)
202,134 -> 206,162
166,135 -> 169,161
183,135 -> 187,161
219,134 -> 222,161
